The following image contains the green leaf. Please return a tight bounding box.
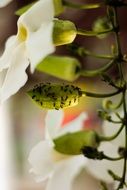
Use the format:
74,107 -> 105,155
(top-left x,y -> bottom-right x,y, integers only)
53,130 -> 98,155
15,3 -> 35,16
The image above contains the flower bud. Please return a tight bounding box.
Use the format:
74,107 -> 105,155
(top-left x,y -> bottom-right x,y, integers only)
92,17 -> 112,39
53,0 -> 64,15
27,83 -> 82,110
36,55 -> 81,82
54,130 -> 99,155
102,99 -> 113,110
98,110 -> 111,121
53,19 -> 77,46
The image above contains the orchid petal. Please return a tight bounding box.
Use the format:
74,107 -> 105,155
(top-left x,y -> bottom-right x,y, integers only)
28,140 -> 55,182
86,142 -> 123,183
46,156 -> 86,190
59,112 -> 88,136
0,43 -> 29,102
45,110 -> 64,140
0,36 -> 19,71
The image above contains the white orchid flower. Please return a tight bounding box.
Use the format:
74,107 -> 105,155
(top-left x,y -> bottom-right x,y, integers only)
0,0 -> 55,102
28,110 -> 88,190
0,0 -> 13,7
86,111 -> 127,189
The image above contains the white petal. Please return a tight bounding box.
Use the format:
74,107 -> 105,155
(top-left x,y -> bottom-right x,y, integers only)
28,140 -> 55,182
0,43 -> 29,102
46,156 -> 87,190
18,0 -> 55,72
45,110 -> 64,139
19,0 -> 54,30
86,142 -> 123,183
0,36 -> 19,71
0,0 -> 12,7
102,111 -> 125,146
59,112 -> 88,136
26,22 -> 55,72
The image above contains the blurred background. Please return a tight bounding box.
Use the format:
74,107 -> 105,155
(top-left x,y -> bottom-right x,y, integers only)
0,0 -> 127,189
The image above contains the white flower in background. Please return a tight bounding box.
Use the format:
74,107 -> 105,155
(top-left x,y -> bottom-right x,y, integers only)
0,0 -> 13,7
86,111 -> 127,190
0,0 -> 55,102
28,110 -> 88,190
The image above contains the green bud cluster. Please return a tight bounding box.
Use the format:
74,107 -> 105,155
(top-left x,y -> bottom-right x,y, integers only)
28,83 -> 82,110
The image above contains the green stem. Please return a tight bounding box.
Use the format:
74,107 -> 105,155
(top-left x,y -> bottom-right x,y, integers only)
82,89 -> 122,98
103,155 -> 123,161
79,48 -> 114,60
111,7 -> 124,83
62,0 -> 102,9
99,124 -> 124,142
80,59 -> 115,77
108,119 -> 122,124
100,181 -> 108,190
117,92 -> 127,190
110,6 -> 127,190
107,96 -> 123,110
77,28 -> 113,36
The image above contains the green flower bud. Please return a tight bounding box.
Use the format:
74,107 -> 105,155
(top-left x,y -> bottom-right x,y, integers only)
53,130 -> 99,155
36,55 -> 81,82
53,19 -> 77,46
53,0 -> 64,15
98,110 -> 111,121
27,83 -> 82,110
92,17 -> 112,39
102,99 -> 113,110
